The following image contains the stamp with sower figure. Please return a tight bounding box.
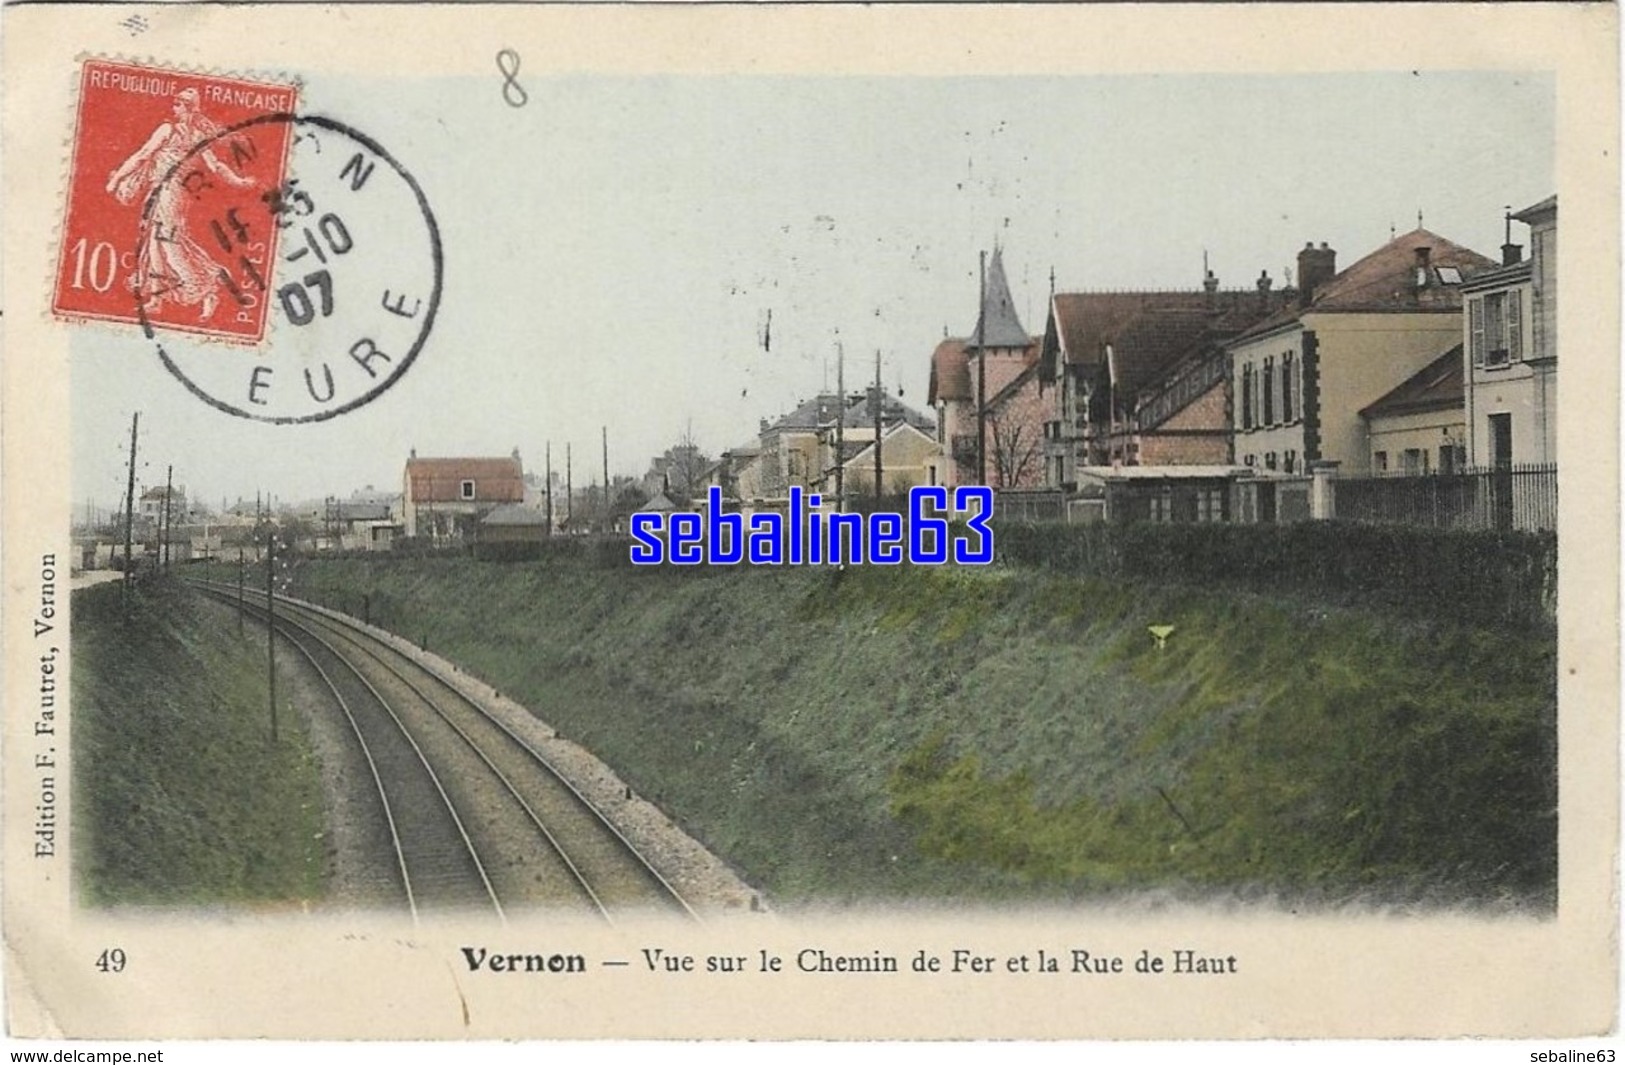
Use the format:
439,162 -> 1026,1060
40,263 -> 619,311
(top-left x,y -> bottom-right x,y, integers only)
55,58 -> 441,423
54,60 -> 297,341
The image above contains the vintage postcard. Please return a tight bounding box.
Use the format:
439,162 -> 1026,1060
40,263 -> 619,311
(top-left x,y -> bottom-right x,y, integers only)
1,2 -> 1618,1046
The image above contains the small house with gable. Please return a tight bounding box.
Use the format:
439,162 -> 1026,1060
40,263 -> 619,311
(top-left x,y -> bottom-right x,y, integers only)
402,449 -> 526,541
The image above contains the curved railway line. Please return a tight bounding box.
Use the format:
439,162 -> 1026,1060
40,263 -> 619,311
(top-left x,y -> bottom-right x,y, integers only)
189,578 -> 697,924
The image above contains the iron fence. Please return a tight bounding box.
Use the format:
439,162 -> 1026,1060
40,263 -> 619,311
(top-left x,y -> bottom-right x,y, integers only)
994,490 -> 1068,523
1335,464 -> 1556,531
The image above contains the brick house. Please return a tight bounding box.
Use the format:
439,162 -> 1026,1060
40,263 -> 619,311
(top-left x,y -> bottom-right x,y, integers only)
401,449 -> 526,541
1038,272 -> 1295,487
927,247 -> 1045,490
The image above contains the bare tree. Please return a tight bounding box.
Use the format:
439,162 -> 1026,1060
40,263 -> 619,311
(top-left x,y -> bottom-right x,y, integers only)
988,415 -> 1040,489
662,422 -> 712,504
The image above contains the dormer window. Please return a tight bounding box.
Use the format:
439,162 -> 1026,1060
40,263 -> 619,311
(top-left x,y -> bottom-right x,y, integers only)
460,480 -> 476,500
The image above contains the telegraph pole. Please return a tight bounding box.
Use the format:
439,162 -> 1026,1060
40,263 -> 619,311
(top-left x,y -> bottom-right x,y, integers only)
976,249 -> 988,487
237,545 -> 245,636
602,426 -> 610,532
121,412 -> 139,605
545,441 -> 554,536
161,464 -> 173,572
265,529 -> 278,743
874,349 -> 884,500
566,443 -> 573,530
835,340 -> 845,512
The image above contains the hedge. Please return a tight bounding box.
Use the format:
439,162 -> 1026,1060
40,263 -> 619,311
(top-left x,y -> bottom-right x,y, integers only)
992,520 -> 1556,629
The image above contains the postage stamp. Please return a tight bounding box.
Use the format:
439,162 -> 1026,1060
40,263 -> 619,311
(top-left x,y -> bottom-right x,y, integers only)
53,60 -> 298,342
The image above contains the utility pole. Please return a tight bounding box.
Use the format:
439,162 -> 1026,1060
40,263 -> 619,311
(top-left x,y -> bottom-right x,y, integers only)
121,412 -> 139,605
545,441 -> 553,536
874,348 -> 884,500
602,426 -> 610,532
265,529 -> 278,743
976,249 -> 988,488
566,443 -> 573,531
835,340 -> 845,512
161,464 -> 173,572
237,545 -> 245,636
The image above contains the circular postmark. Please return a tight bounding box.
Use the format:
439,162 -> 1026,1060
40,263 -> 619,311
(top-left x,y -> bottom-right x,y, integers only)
134,112 -> 441,423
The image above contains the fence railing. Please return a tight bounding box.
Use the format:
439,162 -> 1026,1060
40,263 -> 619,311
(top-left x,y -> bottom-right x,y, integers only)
1335,464 -> 1556,532
994,490 -> 1068,524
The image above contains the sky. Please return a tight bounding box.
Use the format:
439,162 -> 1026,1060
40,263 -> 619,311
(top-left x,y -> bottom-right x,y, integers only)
71,69 -> 1554,513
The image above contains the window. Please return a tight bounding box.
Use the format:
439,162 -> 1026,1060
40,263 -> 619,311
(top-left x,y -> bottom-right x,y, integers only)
1281,354 -> 1294,422
1241,363 -> 1254,429
1196,488 -> 1224,523
1262,357 -> 1275,425
1439,444 -> 1465,474
1375,451 -> 1388,472
1283,450 -> 1297,475
1470,291 -> 1523,367
1264,452 -> 1278,471
1401,448 -> 1425,474
460,479 -> 476,500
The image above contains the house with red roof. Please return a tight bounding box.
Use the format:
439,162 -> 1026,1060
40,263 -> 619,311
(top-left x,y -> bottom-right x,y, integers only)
1038,269 -> 1293,485
401,449 -> 527,541
927,247 -> 1046,490
1227,229 -> 1497,484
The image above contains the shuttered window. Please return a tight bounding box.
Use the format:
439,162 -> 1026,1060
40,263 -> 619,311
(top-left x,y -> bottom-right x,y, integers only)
1469,296 -> 1485,366
1262,357 -> 1276,425
1281,354 -> 1294,422
1507,289 -> 1523,361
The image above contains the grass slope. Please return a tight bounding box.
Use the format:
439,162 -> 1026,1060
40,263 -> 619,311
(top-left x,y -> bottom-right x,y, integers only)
271,556 -> 1553,907
72,578 -> 325,906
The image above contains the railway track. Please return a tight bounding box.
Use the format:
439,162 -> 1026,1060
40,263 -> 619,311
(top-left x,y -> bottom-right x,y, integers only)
190,578 -> 697,923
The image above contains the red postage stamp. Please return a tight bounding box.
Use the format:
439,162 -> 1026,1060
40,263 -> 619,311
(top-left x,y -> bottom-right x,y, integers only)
53,60 -> 298,342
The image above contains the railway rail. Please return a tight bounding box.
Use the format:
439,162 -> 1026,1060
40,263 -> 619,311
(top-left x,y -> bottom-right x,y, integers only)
189,578 -> 697,923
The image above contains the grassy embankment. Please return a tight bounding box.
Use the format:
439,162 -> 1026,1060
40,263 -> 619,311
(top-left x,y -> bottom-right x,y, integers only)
266,554 -> 1554,909
72,578 -> 325,906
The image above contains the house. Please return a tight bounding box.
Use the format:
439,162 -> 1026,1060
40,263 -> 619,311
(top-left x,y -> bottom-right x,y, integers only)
1227,229 -> 1497,478
834,419 -> 941,499
927,247 -> 1045,490
324,499 -> 398,551
1462,196 -> 1557,469
139,485 -> 186,523
742,389 -> 935,504
1037,270 -> 1292,486
1358,345 -> 1467,474
401,449 -> 526,540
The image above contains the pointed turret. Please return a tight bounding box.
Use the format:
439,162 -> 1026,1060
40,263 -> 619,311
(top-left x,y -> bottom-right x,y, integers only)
969,246 -> 1030,350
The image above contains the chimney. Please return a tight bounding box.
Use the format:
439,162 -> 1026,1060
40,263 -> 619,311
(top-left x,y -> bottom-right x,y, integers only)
1502,242 -> 1523,267
1296,241 -> 1336,308
1256,269 -> 1273,310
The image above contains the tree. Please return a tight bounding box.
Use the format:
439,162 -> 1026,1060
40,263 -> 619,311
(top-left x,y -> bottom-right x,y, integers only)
988,415 -> 1040,489
661,423 -> 712,504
